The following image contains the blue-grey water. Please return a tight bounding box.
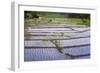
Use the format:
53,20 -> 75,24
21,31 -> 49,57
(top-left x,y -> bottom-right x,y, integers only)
24,25 -> 90,61
24,46 -> 90,61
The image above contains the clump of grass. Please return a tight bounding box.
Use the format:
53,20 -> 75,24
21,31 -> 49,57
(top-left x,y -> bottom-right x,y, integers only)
77,19 -> 90,26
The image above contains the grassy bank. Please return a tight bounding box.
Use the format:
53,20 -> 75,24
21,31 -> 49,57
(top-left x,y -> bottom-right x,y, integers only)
24,17 -> 90,28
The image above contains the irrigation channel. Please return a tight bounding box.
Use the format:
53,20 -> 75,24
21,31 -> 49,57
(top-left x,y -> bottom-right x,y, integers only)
24,24 -> 90,61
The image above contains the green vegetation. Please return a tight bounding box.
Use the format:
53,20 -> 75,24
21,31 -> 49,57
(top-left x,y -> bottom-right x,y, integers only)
24,11 -> 90,39
24,11 -> 90,28
42,33 -> 65,53
24,11 -> 90,58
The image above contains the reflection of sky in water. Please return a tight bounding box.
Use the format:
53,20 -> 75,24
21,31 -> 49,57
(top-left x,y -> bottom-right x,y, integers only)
24,38 -> 90,47
24,26 -> 90,61
24,46 -> 90,61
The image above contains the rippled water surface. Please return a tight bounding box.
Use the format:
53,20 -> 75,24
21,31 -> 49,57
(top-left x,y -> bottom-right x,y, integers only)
24,46 -> 90,61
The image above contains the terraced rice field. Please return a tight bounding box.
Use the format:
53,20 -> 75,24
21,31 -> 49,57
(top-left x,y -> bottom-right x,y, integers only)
24,24 -> 90,61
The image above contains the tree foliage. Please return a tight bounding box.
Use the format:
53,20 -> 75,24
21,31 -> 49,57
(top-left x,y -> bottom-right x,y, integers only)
24,11 -> 39,19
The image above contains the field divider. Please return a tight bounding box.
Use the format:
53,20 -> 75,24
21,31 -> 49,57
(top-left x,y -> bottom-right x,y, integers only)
24,36 -> 90,40
24,44 -> 90,49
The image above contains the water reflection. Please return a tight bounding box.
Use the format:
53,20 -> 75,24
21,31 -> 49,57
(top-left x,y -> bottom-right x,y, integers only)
24,46 -> 90,61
